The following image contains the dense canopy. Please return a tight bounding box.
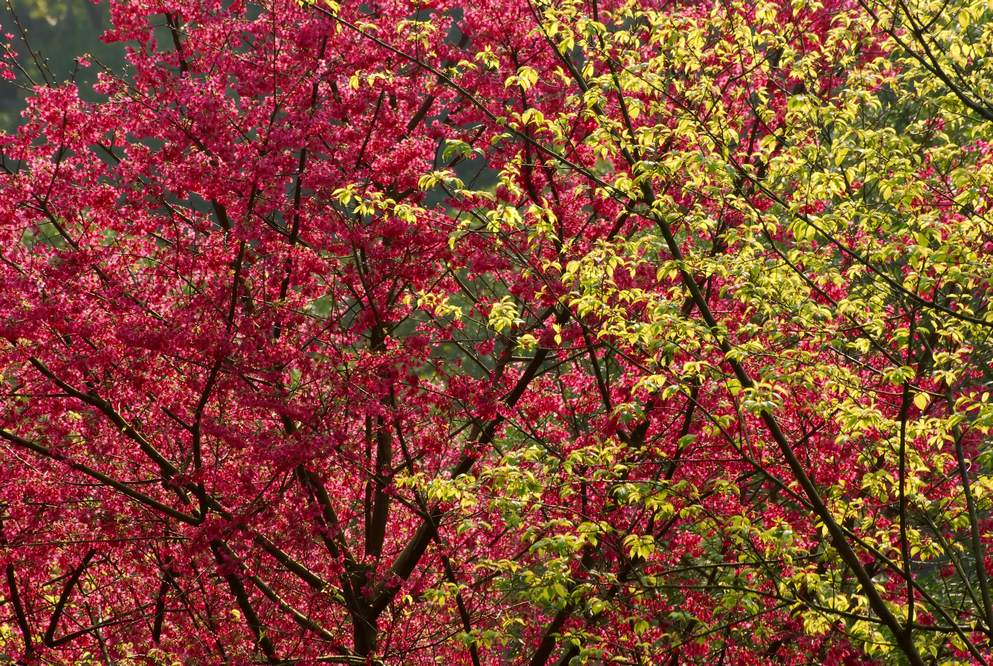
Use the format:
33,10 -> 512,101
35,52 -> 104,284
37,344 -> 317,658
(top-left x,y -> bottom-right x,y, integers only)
1,0 -> 993,663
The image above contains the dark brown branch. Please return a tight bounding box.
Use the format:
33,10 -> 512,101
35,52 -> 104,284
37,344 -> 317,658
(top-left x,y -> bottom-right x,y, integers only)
0,428 -> 198,525
210,541 -> 279,664
44,549 -> 97,647
5,564 -> 33,657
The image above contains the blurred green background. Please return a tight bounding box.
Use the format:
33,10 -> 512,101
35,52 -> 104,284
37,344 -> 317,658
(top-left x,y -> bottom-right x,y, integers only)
1,0 -> 124,129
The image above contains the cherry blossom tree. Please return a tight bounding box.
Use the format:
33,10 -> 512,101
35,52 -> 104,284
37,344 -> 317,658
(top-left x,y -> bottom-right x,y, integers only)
1,0 -> 992,663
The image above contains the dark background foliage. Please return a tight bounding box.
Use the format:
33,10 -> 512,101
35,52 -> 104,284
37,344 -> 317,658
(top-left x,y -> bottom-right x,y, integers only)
1,0 -> 122,129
